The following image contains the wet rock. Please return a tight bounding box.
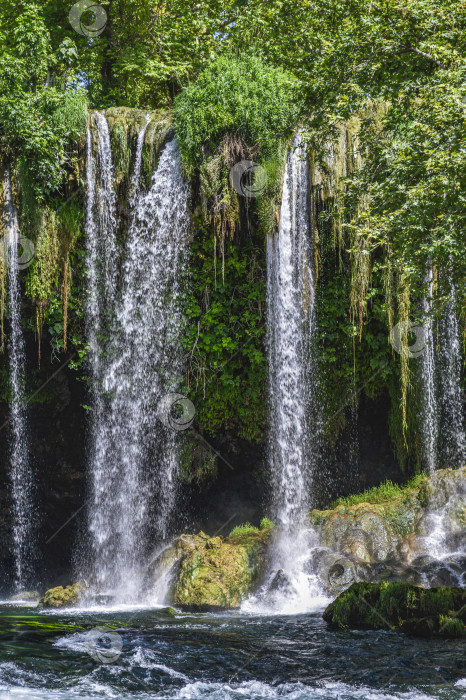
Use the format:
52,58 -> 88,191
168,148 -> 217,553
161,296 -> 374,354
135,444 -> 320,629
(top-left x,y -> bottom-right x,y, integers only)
173,528 -> 270,610
261,571 -> 298,607
323,581 -> 466,638
266,569 -> 297,599
370,561 -> 423,586
310,467 -> 466,589
39,581 -> 86,608
310,505 -> 403,563
312,550 -> 359,594
142,541 -> 182,600
416,560 -> 460,588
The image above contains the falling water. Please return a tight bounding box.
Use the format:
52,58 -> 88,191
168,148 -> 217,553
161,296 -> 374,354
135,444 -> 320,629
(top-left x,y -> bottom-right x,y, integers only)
1,164 -> 34,590
267,136 -> 315,530
438,273 -> 466,468
84,113 -> 190,603
419,266 -> 439,473
245,135 -> 327,613
84,111 -> 118,392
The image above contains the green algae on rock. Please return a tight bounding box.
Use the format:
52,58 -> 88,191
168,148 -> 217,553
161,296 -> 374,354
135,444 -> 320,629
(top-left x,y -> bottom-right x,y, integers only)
39,581 -> 86,609
310,466 -> 466,564
173,525 -> 271,610
323,581 -> 466,638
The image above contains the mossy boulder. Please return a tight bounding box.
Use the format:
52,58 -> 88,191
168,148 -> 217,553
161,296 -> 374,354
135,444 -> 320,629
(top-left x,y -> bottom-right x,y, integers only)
173,528 -> 270,610
310,491 -> 422,563
310,466 -> 466,566
39,581 -> 86,609
323,581 -> 466,638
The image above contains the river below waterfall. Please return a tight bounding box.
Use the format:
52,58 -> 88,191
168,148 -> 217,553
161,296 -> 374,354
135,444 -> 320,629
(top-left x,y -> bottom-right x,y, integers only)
0,603 -> 464,700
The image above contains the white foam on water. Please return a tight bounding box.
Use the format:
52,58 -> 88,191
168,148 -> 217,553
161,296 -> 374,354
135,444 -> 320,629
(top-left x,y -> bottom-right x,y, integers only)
42,603 -> 170,615
0,672 -> 461,700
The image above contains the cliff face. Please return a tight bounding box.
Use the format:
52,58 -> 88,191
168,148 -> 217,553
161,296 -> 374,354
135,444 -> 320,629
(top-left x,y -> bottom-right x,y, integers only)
0,341 -> 87,593
1,108 -> 462,595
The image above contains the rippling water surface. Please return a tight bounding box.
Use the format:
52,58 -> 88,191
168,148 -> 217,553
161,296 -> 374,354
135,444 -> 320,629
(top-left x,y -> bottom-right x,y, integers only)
0,603 -> 464,699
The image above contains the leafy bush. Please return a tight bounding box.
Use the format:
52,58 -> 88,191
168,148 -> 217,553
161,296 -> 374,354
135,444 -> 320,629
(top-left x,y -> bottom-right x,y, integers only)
174,54 -> 299,173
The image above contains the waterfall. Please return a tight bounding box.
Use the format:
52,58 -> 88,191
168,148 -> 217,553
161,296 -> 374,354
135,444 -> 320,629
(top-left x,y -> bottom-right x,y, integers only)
1,164 -> 35,590
419,266 -> 439,473
438,273 -> 466,468
84,112 -> 118,394
245,135 -> 327,614
267,135 -> 315,529
84,112 -> 190,603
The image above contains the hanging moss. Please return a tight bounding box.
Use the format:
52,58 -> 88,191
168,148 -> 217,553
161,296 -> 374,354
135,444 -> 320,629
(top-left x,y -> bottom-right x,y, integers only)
56,201 -> 83,351
256,146 -> 288,239
0,256 -> 4,353
110,120 -> 130,186
25,209 -> 60,364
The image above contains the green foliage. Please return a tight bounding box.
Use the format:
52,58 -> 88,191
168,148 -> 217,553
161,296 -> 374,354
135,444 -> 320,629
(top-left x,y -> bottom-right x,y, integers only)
0,1 -> 88,200
259,517 -> 274,530
21,193 -> 86,357
0,0 -> 464,477
228,523 -> 259,538
184,214 -> 266,441
331,472 -> 426,508
174,54 -> 299,173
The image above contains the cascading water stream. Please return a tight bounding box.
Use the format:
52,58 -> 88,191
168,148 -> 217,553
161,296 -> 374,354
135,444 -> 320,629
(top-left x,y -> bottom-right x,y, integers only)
419,266 -> 439,473
267,136 -> 314,531
438,272 -> 466,468
84,113 -> 190,603
1,164 -> 35,590
245,135 -> 327,614
84,111 -> 118,401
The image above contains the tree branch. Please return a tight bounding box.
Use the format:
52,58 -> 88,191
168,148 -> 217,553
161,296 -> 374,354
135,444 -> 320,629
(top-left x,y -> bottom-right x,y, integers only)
401,41 -> 446,69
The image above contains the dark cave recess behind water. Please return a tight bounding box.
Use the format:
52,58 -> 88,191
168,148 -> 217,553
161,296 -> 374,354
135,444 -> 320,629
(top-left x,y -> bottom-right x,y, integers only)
0,329 -> 400,594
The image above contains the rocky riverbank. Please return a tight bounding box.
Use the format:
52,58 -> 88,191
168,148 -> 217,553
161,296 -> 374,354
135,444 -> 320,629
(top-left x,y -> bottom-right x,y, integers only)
38,467 -> 465,613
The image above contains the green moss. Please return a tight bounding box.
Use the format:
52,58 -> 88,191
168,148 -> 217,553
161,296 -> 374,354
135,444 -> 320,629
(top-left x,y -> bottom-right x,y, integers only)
331,473 -> 426,508
228,518 -> 274,538
141,112 -> 172,188
228,523 -> 259,538
260,517 -> 275,531
173,529 -> 271,610
323,582 -> 466,638
39,581 -> 86,609
111,121 -> 130,184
